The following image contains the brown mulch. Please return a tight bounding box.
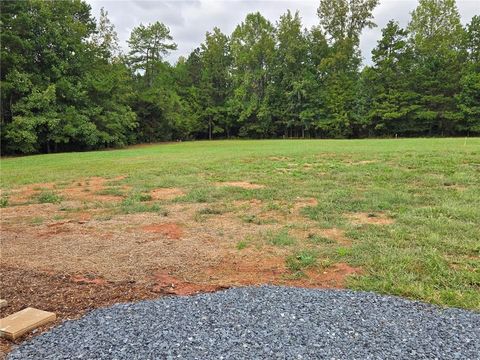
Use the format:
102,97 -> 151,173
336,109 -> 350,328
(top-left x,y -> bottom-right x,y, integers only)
0,266 -> 222,356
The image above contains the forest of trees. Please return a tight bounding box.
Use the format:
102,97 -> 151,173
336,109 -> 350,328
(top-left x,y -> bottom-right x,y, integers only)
1,0 -> 479,154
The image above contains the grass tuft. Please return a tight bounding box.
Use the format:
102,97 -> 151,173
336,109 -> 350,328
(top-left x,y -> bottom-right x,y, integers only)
37,191 -> 62,204
236,240 -> 248,250
119,195 -> 163,214
198,207 -> 224,215
95,187 -> 125,197
267,229 -> 296,246
0,196 -> 9,208
286,249 -> 318,273
308,233 -> 335,244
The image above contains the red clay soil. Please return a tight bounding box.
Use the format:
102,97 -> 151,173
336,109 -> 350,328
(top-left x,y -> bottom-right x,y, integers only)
151,272 -> 226,295
142,223 -> 183,239
302,263 -> 362,288
204,254 -> 361,289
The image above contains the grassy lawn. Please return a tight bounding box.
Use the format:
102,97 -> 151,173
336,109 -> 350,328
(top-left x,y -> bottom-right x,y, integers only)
1,138 -> 479,310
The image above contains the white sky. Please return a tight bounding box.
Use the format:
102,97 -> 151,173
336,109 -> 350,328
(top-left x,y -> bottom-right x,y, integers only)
86,0 -> 480,65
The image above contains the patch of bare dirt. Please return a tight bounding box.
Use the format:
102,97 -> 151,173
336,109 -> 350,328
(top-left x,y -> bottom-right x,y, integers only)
151,272 -> 224,295
150,188 -> 185,200
0,182 -> 370,357
0,202 -> 281,283
214,181 -> 265,189
70,274 -> 107,285
6,183 -> 56,203
301,263 -> 362,288
142,223 -> 183,239
319,228 -> 352,245
268,156 -> 291,161
203,252 -> 286,286
233,198 -> 319,228
344,160 -> 379,165
204,252 -> 361,289
0,196 -> 364,355
60,177 -> 128,202
293,197 -> 318,213
6,176 -> 129,205
443,183 -> 467,191
347,212 -> 394,225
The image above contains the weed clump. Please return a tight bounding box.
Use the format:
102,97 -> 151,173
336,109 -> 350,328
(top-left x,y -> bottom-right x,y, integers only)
286,249 -> 318,273
37,191 -> 62,204
236,240 -> 248,250
0,196 -> 9,208
268,229 -> 296,246
120,195 -> 162,214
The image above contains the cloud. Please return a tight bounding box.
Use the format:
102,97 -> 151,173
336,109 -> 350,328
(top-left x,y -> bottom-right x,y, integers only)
86,0 -> 478,65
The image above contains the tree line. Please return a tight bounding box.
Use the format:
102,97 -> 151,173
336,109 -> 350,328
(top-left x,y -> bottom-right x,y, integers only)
1,0 -> 479,154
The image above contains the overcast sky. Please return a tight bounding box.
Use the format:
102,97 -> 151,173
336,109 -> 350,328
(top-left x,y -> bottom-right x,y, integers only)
86,0 -> 479,65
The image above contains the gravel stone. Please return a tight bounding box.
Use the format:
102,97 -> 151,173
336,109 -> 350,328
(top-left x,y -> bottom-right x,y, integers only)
8,286 -> 480,359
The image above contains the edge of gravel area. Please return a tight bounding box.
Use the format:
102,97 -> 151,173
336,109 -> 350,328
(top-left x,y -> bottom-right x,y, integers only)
7,286 -> 480,360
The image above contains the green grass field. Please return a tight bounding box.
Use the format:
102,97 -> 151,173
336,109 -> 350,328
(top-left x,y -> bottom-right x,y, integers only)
1,138 -> 479,309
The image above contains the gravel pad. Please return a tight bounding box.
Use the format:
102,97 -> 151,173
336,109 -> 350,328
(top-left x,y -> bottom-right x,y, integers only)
8,286 -> 480,359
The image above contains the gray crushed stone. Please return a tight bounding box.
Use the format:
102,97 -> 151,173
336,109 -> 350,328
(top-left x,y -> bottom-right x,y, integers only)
8,286 -> 480,359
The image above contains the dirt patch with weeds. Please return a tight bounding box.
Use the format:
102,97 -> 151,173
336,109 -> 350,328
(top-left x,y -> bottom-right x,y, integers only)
293,197 -> 318,213
347,212 -> 394,225
214,181 -> 265,189
150,188 -> 185,200
204,253 -> 361,289
319,228 -> 352,245
1,194 -> 364,354
142,223 -> 183,239
6,176 -> 128,205
233,199 -> 263,208
302,263 -> 362,288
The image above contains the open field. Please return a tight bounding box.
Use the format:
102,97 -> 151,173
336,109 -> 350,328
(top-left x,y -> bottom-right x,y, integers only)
1,138 -> 479,348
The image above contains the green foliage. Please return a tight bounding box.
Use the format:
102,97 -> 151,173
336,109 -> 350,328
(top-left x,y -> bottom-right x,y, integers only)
0,196 -> 9,208
198,207 -> 224,215
230,12 -> 276,137
95,187 -> 125,197
308,234 -> 335,244
317,0 -> 379,43
286,249 -> 318,272
120,195 -> 162,214
0,0 -> 136,154
128,21 -> 177,86
1,0 -> 479,155
268,229 -> 296,246
406,0 -> 466,135
37,191 -> 62,204
236,240 -> 248,250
